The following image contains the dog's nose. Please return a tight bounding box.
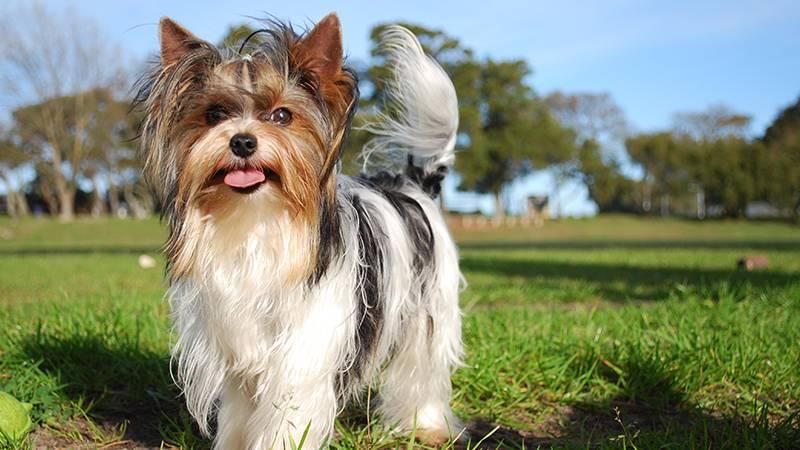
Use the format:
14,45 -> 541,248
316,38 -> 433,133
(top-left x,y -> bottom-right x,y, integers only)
230,133 -> 257,158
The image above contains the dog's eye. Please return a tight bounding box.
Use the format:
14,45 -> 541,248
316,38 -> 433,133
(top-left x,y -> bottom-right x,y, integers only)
205,105 -> 229,126
267,107 -> 293,125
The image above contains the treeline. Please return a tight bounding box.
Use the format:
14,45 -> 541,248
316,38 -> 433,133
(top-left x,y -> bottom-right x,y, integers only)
580,103 -> 800,218
348,24 -> 800,220
0,5 -> 798,221
0,5 -> 149,221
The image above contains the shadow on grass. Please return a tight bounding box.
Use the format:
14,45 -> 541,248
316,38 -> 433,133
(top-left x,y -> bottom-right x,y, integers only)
461,256 -> 799,302
17,325 -> 799,449
460,357 -> 800,449
19,332 -> 204,448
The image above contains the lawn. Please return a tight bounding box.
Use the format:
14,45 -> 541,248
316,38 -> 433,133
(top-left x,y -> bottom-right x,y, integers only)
0,216 -> 799,449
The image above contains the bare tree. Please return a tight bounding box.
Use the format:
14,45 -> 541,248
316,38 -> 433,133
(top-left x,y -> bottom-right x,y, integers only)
545,91 -> 629,145
672,104 -> 752,141
544,91 -> 629,216
0,3 -> 128,220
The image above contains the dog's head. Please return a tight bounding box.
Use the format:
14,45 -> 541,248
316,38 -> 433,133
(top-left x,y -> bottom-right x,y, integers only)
136,14 -> 357,279
137,14 -> 357,219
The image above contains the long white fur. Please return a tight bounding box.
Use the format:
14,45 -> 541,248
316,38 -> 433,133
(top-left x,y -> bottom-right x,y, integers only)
360,26 -> 459,174
169,26 -> 463,449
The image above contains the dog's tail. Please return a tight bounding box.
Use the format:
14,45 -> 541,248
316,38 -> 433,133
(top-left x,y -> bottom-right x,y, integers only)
360,25 -> 459,197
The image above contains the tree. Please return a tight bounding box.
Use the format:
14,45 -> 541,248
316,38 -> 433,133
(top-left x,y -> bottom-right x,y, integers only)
456,58 -> 575,219
544,91 -> 628,145
544,91 -> 629,215
0,134 -> 31,217
576,139 -> 641,214
625,133 -> 693,216
672,104 -> 752,141
83,93 -> 142,217
690,137 -> 758,217
11,89 -> 129,219
761,97 -> 800,216
669,105 -> 761,218
0,3 -> 127,220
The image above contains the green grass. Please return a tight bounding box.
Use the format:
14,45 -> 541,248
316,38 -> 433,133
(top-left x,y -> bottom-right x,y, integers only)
1,215 -> 799,449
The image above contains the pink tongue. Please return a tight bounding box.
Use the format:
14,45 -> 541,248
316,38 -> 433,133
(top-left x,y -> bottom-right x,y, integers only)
223,168 -> 266,188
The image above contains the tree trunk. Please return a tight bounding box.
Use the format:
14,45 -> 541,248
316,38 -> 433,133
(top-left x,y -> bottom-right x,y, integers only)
493,191 -> 505,225
107,174 -> 120,217
0,175 -> 30,218
90,176 -> 105,217
58,189 -> 75,221
39,179 -> 59,216
11,190 -> 30,217
6,194 -> 17,217
0,176 -> 15,217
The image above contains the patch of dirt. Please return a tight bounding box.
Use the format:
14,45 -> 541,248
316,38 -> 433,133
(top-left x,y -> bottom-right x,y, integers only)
28,412 -> 168,450
459,401 -> 702,449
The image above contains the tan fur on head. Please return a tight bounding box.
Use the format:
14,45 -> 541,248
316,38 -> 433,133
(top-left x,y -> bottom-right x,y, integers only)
135,15 -> 358,282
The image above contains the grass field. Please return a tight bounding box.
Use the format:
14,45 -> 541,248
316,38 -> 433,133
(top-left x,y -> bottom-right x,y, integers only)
1,215 -> 799,449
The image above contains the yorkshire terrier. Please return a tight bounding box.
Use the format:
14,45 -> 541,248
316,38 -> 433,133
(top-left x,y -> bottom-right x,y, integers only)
136,13 -> 464,449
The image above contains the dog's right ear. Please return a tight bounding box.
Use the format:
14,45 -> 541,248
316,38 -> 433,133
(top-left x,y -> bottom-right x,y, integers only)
160,17 -> 202,67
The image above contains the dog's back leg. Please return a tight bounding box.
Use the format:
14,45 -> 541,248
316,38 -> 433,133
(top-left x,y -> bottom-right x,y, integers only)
376,211 -> 465,445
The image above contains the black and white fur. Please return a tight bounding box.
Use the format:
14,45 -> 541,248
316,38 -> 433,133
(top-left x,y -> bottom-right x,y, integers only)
148,23 -> 463,449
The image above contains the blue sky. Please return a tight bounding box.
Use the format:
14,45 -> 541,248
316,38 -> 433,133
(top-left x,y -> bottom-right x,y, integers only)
30,0 -> 800,215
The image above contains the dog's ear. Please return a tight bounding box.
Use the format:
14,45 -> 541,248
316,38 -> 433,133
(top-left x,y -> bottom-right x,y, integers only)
293,13 -> 344,80
291,13 -> 357,124
160,17 -> 204,67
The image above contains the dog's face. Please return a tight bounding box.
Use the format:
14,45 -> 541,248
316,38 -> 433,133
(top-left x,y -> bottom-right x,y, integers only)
137,15 -> 357,279
140,15 -> 356,220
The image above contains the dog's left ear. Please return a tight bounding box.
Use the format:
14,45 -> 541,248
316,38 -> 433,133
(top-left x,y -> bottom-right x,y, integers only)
293,13 -> 345,80
160,17 -> 206,67
292,13 -> 356,118
293,13 -> 357,161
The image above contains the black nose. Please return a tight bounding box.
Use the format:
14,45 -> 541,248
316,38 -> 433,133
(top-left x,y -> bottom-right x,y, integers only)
230,133 -> 257,157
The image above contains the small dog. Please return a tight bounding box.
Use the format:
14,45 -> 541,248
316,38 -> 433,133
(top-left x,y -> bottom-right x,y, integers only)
136,13 -> 464,449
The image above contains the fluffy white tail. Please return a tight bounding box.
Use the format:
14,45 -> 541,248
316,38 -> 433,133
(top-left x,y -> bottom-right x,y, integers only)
361,26 -> 459,177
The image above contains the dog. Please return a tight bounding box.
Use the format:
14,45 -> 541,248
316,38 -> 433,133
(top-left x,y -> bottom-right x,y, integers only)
136,13 -> 464,449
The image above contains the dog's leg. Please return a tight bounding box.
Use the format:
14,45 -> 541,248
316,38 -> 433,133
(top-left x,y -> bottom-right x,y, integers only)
214,380 -> 255,450
251,376 -> 338,450
378,293 -> 464,445
240,301 -> 350,449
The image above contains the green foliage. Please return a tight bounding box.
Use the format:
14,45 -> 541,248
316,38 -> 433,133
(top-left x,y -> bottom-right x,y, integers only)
760,98 -> 800,215
577,140 -> 641,213
12,89 -> 122,167
455,59 -> 575,198
218,23 -> 262,51
625,132 -> 692,213
9,88 -> 135,218
605,101 -> 800,218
